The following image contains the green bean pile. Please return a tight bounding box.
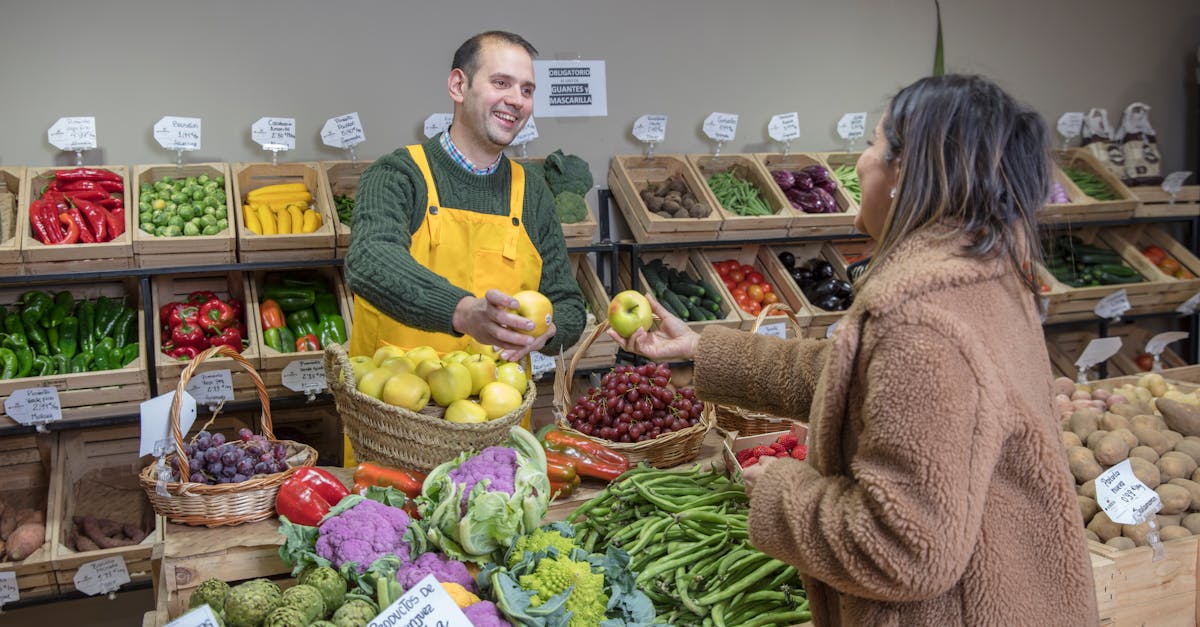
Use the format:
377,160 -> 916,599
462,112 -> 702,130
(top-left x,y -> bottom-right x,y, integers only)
570,465 -> 810,627
832,165 -> 861,204
1063,167 -> 1118,201
707,171 -> 773,216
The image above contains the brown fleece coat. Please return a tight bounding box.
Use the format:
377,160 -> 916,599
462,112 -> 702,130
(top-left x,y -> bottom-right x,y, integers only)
694,229 -> 1098,626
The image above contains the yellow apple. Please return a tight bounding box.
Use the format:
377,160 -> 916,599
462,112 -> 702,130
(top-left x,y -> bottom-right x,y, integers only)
442,350 -> 470,364
466,337 -> 502,361
356,367 -> 395,399
406,345 -> 440,366
415,358 -> 445,381
372,345 -> 407,367
379,355 -> 416,376
510,290 -> 553,337
496,361 -> 528,395
381,373 -> 431,411
608,290 -> 653,338
462,354 -> 498,395
479,381 -> 523,420
427,362 -> 472,407
349,355 -> 376,383
444,399 -> 488,424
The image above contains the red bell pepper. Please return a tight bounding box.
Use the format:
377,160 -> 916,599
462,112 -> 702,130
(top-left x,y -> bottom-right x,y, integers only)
295,333 -> 320,352
53,167 -> 122,183
187,290 -> 218,305
226,298 -> 244,323
197,298 -> 235,333
167,345 -> 199,361
275,467 -> 350,527
351,462 -> 427,499
167,303 -> 199,329
544,450 -> 579,483
64,208 -> 95,243
541,428 -> 630,481
171,319 -> 207,351
159,301 -> 183,326
208,326 -> 243,351
73,199 -> 108,242
57,212 -> 80,245
259,299 -> 285,330
549,475 -> 580,500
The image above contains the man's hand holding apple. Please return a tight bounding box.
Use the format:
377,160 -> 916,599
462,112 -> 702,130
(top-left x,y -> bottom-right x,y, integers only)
452,289 -> 556,363
607,291 -> 700,362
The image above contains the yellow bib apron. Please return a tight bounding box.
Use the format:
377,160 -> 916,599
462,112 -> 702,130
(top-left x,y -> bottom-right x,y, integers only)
345,145 -> 543,464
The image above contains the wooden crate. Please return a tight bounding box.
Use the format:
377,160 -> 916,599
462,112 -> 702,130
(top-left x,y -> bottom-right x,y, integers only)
1105,324 -> 1189,376
768,242 -> 854,338
561,254 -> 617,370
0,278 -> 150,428
1045,329 -> 1106,381
1132,184 -> 1200,220
697,245 -> 811,335
1048,149 -> 1139,222
1039,227 -> 1172,323
1090,535 -> 1199,626
686,154 -> 795,239
1105,224 -> 1200,309
317,160 -> 368,258
248,267 -> 353,397
131,163 -> 236,268
0,167 -> 25,276
616,249 -> 743,333
607,154 -> 724,242
231,162 -> 336,263
0,433 -> 59,600
515,158 -> 600,248
764,152 -> 860,237
19,166 -> 134,273
1035,163 -> 1122,224
50,426 -> 162,590
150,272 -> 263,402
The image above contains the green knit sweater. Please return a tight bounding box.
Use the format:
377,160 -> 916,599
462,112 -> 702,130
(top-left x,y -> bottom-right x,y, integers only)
345,135 -> 585,354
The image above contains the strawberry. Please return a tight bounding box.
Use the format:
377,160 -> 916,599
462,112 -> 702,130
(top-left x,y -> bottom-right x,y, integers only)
777,434 -> 799,450
735,448 -> 754,463
791,444 -> 808,461
769,442 -> 786,453
775,451 -> 788,458
742,456 -> 759,467
751,445 -> 773,458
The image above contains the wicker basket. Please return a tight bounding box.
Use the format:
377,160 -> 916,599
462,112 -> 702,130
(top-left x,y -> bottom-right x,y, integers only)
714,303 -> 808,436
553,321 -> 714,468
138,345 -> 318,527
324,343 -> 535,473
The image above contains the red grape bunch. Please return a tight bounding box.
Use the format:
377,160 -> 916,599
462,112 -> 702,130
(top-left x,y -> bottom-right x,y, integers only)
169,428 -> 290,485
565,363 -> 702,443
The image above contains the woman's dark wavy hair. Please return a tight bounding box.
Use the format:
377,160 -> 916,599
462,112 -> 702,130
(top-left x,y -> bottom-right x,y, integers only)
864,74 -> 1050,299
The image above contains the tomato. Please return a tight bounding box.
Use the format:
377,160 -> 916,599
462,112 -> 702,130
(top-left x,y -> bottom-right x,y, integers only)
1135,353 -> 1154,372
746,271 -> 765,285
721,260 -> 739,275
731,287 -> 748,301
760,282 -> 773,293
1142,246 -> 1167,266
745,300 -> 762,316
1040,283 -> 1051,293
762,291 -> 780,305
724,278 -> 737,291
747,284 -> 765,303
740,264 -> 755,275
730,269 -> 746,283
1177,269 -> 1196,279
1159,258 -> 1182,275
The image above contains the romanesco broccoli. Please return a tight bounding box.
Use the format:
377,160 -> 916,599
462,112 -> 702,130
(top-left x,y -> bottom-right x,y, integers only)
518,554 -> 608,627
508,527 -> 578,568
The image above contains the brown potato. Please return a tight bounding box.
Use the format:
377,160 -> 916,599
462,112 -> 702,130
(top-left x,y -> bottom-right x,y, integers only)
1084,529 -> 1101,542
1157,398 -> 1200,437
1165,430 -> 1185,448
1089,511 -> 1123,541
1062,431 -> 1083,449
1086,429 -> 1110,450
1167,479 -> 1200,513
1079,480 -> 1097,499
1131,414 -> 1168,432
1129,456 -> 1162,489
1157,484 -> 1192,515
1054,377 -> 1078,398
1078,495 -> 1099,522
1132,426 -> 1173,456
1161,525 -> 1194,541
1173,438 -> 1200,465
1068,446 -> 1103,483
1099,412 -> 1131,432
1110,428 -> 1139,451
1105,536 -> 1137,550
1159,452 -> 1199,481
1122,520 -> 1153,546
1109,403 -> 1143,419
1069,409 -> 1101,441
1130,446 -> 1160,463
1182,513 -> 1200,535
1158,513 -> 1184,528
1094,432 -> 1132,466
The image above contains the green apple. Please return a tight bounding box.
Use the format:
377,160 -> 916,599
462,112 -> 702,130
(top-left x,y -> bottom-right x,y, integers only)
466,337 -> 502,361
607,290 -> 654,338
427,362 -> 472,407
462,354 -> 498,395
415,358 -> 445,381
479,381 -> 523,420
372,345 -> 407,367
349,355 -> 376,383
379,355 -> 416,376
406,345 -> 440,366
442,350 -> 470,364
510,290 -> 553,336
381,373 -> 431,411
444,399 -> 488,424
496,361 -> 528,395
356,367 -> 395,399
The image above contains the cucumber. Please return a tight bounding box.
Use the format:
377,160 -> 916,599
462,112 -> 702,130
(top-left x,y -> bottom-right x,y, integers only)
1094,263 -> 1136,278
674,282 -> 706,298
695,280 -> 722,304
698,297 -> 720,312
660,290 -> 689,319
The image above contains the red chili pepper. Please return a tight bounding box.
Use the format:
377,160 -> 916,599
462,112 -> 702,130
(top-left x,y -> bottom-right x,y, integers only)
351,462 -> 427,499
42,190 -> 69,215
97,179 -> 124,193
42,179 -> 60,193
57,212 -> 80,245
105,204 -> 124,237
187,290 -> 218,306
29,200 -> 59,244
65,208 -> 95,243
167,345 -> 199,361
207,326 -> 243,351
197,298 -> 235,333
295,333 -> 320,352
542,429 -> 631,480
98,197 -> 122,210
53,167 -> 122,183
64,189 -> 110,204
171,319 -> 207,350
72,199 -> 108,242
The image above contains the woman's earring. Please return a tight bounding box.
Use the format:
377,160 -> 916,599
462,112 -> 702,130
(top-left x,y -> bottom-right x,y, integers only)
889,187 -> 897,199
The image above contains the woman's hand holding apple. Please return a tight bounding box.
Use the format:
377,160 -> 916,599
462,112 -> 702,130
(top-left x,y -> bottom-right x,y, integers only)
608,292 -> 700,361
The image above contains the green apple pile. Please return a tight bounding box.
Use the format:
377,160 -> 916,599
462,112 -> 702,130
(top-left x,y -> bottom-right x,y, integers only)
350,343 -> 527,423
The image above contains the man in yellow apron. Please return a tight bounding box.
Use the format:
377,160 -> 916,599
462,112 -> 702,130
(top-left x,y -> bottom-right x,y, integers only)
343,31 -> 586,463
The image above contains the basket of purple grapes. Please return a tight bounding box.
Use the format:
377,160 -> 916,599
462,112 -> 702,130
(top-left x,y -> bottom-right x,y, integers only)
138,344 -> 318,526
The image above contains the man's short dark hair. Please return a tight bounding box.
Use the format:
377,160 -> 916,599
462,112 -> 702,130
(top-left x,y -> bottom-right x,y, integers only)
452,31 -> 538,83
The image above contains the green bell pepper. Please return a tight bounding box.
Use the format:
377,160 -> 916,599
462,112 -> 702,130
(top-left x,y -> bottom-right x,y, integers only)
93,345 -> 112,371
25,324 -> 49,357
69,352 -> 93,374
2,315 -> 25,348
50,354 -> 69,375
31,355 -> 52,377
77,301 -> 95,353
13,346 -> 32,378
277,326 -> 297,353
314,292 -> 340,318
318,314 -> 347,347
120,343 -> 140,367
279,274 -> 329,292
0,347 -> 16,379
286,309 -> 318,337
58,316 -> 78,359
261,285 -> 316,312
263,327 -> 294,353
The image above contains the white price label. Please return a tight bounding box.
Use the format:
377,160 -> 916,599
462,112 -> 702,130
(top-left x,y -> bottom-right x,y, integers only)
153,116 -> 201,152
166,604 -> 222,627
4,387 -> 63,426
320,112 -> 365,149
512,117 -> 539,146
825,320 -> 840,339
48,116 -> 97,151
1057,112 -> 1085,139
185,370 -> 234,406
1146,331 -> 1189,356
1162,171 -> 1193,196
767,112 -> 800,142
1178,291 -> 1200,315
1075,336 -> 1122,371
250,117 -> 296,151
632,114 -> 667,143
282,359 -> 326,394
702,112 -> 739,143
73,556 -> 130,596
756,322 -> 787,339
0,570 -> 18,606
367,574 -> 470,627
836,112 -> 867,140
1094,289 -> 1131,320
1096,459 -> 1162,524
529,351 -> 555,377
139,390 -> 197,458
423,113 -> 454,139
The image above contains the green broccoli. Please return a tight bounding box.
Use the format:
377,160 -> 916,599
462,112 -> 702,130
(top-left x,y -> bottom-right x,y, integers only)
544,150 -> 593,196
554,192 -> 588,224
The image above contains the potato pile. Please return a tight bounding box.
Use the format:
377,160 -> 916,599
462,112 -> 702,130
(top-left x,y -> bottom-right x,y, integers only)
1056,373 -> 1200,550
639,174 -> 712,219
0,500 -> 46,562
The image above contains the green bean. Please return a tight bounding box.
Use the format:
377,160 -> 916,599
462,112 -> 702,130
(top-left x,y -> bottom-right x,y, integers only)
737,607 -> 811,627
697,559 -> 790,606
677,566 -> 706,616
833,164 -> 861,204
707,171 -> 772,217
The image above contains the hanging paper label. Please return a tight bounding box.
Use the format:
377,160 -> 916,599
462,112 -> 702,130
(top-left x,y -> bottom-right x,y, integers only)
529,351 -> 555,377
1075,337 -> 1122,371
1177,291 -> 1200,315
423,113 -> 454,139
251,117 -> 296,151
4,387 -> 63,426
756,322 -> 787,339
320,112 -> 365,149
153,116 -> 202,152
1096,459 -> 1162,524
512,117 -> 539,146
825,320 -> 839,339
48,116 -> 97,152
185,370 -> 234,406
1162,171 -> 1193,196
166,604 -> 221,627
0,571 -> 18,605
532,59 -> 608,118
139,390 -> 197,457
1094,289 -> 1130,320
767,112 -> 800,142
367,574 -> 471,627
836,112 -> 867,140
632,115 -> 667,143
282,359 -> 326,394
1057,112 -> 1085,139
1146,331 -> 1188,356
73,556 -> 131,596
702,112 -> 739,142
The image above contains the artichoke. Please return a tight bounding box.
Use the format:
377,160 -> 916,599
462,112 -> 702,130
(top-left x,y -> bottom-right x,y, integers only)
262,605 -> 308,627
280,583 -> 326,622
298,565 -> 347,614
189,578 -> 230,611
331,598 -> 378,627
224,578 -> 282,627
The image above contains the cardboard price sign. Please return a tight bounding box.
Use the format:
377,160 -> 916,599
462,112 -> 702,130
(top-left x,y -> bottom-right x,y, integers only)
282,359 -> 326,394
367,574 -> 470,627
154,116 -> 202,151
4,387 -> 63,426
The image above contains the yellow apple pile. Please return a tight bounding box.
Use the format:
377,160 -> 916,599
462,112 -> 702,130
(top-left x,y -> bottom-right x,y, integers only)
350,342 -> 528,423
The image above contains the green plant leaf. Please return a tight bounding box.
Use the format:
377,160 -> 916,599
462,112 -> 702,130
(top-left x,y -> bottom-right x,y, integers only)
933,0 -> 945,76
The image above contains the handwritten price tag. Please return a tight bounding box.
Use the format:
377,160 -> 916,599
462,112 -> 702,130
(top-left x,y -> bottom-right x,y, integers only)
153,116 -> 201,152
756,322 -> 787,339
1094,289 -> 1131,320
48,116 -> 97,151
73,556 -> 130,596
1096,459 -> 1161,524
0,571 -> 18,606
282,359 -> 326,394
768,112 -> 800,142
185,370 -> 234,406
250,117 -> 296,151
139,391 -> 197,457
512,117 -> 539,146
702,112 -> 739,142
529,351 -> 555,377
1057,112 -> 1085,139
321,112 -> 365,149
1075,336 -> 1122,373
423,113 -> 454,139
367,574 -> 469,627
166,604 -> 221,627
836,112 -> 867,140
632,114 -> 667,143
1146,331 -> 1189,356
4,387 -> 63,427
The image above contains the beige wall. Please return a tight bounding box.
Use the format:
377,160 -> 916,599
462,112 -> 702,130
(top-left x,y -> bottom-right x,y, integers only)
0,0 -> 1197,183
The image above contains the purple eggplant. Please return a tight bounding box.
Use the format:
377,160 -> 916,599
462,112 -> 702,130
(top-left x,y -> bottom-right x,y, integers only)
771,169 -> 795,190
787,188 -> 823,213
812,187 -> 839,213
802,164 -> 832,186
791,171 -> 814,191
818,178 -> 838,194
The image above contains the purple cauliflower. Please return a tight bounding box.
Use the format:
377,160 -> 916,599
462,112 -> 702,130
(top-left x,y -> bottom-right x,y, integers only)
447,446 -> 518,514
462,600 -> 511,627
398,551 -> 478,594
315,498 -> 411,573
